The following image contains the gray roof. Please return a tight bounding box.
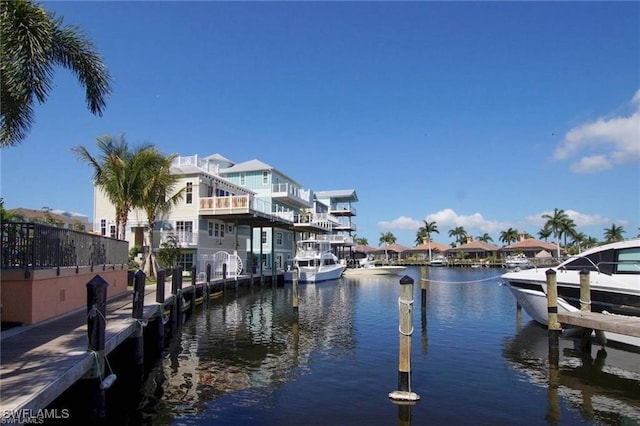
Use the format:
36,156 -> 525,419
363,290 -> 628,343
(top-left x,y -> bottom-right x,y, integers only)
222,159 -> 301,185
314,189 -> 358,202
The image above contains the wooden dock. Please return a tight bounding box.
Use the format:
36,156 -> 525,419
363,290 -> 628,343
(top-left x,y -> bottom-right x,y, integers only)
558,311 -> 640,338
0,272 -> 281,421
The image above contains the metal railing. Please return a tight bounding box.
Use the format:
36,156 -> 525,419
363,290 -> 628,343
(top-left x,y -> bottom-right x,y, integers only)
1,222 -> 128,271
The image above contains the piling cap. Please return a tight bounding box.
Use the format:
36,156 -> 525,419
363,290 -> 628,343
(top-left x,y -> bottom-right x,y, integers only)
86,274 -> 109,288
545,268 -> 556,276
399,275 -> 414,285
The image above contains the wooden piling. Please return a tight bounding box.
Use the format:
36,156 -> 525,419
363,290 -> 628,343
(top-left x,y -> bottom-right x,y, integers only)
155,269 -> 166,354
292,268 -> 299,316
420,265 -> 427,310
546,269 -> 560,367
131,270 -> 145,378
191,265 -> 197,313
86,275 -> 108,418
389,275 -> 420,403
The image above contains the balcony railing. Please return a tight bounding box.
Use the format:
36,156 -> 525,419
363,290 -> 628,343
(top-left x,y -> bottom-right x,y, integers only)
271,183 -> 312,208
331,204 -> 357,216
171,155 -> 220,175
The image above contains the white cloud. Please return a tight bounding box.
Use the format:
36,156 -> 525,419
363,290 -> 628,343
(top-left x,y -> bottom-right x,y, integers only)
553,89 -> 640,173
378,209 -> 508,234
526,209 -> 613,229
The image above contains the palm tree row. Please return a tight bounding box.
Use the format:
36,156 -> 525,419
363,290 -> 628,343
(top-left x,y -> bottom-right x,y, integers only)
409,211 -> 629,256
73,134 -> 183,278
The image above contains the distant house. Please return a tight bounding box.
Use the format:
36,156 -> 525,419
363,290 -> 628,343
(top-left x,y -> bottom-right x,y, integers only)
407,240 -> 449,261
500,237 -> 563,259
446,239 -> 499,260
8,208 -> 90,231
370,243 -> 412,261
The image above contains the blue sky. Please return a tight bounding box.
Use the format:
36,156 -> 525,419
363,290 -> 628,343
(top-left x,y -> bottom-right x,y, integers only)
1,1 -> 639,247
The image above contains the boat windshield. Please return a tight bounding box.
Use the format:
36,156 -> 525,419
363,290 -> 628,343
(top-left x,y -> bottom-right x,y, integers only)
560,246 -> 640,275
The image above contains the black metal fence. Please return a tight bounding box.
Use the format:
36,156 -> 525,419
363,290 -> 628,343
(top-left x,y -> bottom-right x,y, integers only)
1,222 -> 128,271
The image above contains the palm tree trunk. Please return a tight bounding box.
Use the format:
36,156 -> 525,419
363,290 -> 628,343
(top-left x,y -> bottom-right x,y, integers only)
143,222 -> 156,279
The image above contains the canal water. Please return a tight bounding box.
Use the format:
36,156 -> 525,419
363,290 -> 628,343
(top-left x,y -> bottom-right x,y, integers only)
50,267 -> 640,425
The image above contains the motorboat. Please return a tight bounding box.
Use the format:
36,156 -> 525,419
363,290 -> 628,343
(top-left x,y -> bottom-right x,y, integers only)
501,238 -> 640,348
284,239 -> 346,283
504,253 -> 531,270
429,255 -> 448,267
343,258 -> 406,276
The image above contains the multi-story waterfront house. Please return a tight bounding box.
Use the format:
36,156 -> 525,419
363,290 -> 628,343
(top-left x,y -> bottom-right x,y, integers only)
92,152 -> 357,276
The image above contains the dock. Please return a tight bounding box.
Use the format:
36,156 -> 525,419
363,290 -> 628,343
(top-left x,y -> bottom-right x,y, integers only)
0,271 -> 282,421
558,311 -> 640,338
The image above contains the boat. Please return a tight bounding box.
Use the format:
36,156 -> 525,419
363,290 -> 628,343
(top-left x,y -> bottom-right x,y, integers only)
504,253 -> 531,270
501,238 -> 640,348
284,239 -> 346,283
343,258 -> 406,276
429,255 -> 448,267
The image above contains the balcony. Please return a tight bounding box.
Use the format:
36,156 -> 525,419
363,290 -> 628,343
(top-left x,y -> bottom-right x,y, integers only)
330,204 -> 357,217
171,155 -> 220,175
271,183 -> 312,209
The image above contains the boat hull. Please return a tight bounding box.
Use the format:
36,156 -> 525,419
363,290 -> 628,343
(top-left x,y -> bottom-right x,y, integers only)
503,270 -> 640,348
284,265 -> 346,283
343,266 -> 406,276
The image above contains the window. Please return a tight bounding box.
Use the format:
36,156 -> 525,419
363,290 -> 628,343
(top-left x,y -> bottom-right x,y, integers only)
261,231 -> 267,244
186,182 -> 193,204
617,247 -> 640,274
262,171 -> 269,184
100,219 -> 106,236
176,252 -> 194,272
214,223 -> 220,237
240,173 -> 246,186
208,222 -> 214,237
207,185 -> 214,197
109,225 -> 116,239
228,224 -> 233,233
276,232 -> 283,245
276,254 -> 283,269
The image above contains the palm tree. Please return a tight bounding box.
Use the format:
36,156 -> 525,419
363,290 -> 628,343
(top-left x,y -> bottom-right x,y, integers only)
422,220 -> 439,261
72,134 -> 152,240
0,198 -> 24,222
542,208 -> 569,258
538,225 -> 552,242
379,231 -> 396,262
354,236 -> 368,246
138,149 -> 184,279
499,228 -> 519,246
603,224 -> 625,243
476,233 -> 493,243
414,227 -> 427,246
448,226 -> 467,246
1,0 -> 111,146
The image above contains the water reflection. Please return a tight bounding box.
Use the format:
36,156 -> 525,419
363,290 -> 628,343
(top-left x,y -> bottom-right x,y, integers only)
139,280 -> 358,422
503,322 -> 640,424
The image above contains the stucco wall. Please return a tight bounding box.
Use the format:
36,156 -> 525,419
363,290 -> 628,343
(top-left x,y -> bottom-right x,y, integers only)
1,266 -> 128,325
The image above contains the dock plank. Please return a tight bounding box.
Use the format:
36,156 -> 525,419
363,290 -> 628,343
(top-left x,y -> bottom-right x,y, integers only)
558,311 -> 640,338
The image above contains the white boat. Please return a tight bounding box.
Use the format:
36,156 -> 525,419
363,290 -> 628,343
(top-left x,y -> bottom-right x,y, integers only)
429,255 -> 448,267
284,239 -> 346,283
502,238 -> 640,348
504,253 -> 531,270
343,258 -> 406,276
